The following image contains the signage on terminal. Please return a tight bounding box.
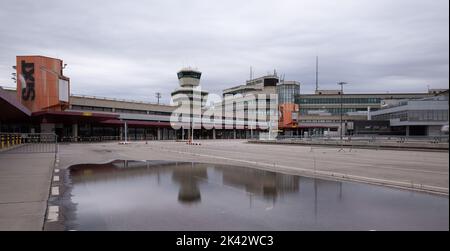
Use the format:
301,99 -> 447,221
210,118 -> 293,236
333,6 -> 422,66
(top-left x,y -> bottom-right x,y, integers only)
20,60 -> 35,101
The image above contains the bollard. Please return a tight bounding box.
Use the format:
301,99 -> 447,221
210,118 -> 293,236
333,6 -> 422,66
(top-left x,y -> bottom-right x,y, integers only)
1,135 -> 4,148
6,135 -> 10,147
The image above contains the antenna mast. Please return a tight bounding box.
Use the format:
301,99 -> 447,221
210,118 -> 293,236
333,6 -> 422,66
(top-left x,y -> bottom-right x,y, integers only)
155,92 -> 161,104
315,56 -> 319,92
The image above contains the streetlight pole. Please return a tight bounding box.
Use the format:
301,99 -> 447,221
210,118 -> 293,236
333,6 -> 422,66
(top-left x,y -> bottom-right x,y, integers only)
124,120 -> 128,143
155,92 -> 161,105
190,90 -> 194,143
337,82 -> 348,151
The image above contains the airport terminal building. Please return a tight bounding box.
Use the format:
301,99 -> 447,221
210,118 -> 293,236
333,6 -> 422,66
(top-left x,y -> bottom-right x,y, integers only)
0,56 -> 273,141
293,89 -> 447,137
1,55 -> 448,142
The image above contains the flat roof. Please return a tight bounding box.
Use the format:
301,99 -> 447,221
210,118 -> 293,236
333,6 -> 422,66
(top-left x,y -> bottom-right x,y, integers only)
297,92 -> 435,97
71,94 -> 173,108
17,55 -> 63,61
1,87 -> 173,109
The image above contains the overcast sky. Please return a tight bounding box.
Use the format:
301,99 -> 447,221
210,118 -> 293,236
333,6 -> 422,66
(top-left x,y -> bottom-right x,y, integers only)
0,0 -> 448,104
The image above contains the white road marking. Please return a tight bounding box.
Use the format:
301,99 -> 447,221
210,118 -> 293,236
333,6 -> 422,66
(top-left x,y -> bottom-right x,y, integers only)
47,206 -> 59,222
51,186 -> 59,196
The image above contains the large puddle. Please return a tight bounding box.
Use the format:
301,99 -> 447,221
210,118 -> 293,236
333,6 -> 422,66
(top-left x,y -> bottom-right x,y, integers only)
65,160 -> 448,230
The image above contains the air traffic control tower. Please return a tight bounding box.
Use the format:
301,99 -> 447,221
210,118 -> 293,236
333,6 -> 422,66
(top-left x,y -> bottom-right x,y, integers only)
171,67 -> 208,107
171,67 -> 209,140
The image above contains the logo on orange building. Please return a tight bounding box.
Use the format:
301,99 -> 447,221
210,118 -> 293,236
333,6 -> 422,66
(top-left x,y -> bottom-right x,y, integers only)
19,60 -> 36,101
16,55 -> 70,113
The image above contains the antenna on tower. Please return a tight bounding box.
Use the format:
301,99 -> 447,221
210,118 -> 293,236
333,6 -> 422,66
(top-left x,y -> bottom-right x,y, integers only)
250,66 -> 253,81
315,56 -> 319,92
155,92 -> 162,104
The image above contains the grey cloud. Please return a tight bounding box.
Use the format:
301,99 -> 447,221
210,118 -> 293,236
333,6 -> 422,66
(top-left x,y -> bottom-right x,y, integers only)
0,0 -> 448,104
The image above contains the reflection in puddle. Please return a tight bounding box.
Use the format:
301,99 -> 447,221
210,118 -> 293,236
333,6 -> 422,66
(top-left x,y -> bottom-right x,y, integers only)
172,163 -> 206,204
66,160 -> 449,231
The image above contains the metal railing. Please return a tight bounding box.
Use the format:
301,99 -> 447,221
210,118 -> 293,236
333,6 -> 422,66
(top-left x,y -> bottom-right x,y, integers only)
0,133 -> 58,154
275,134 -> 449,143
59,135 -> 164,142
59,136 -> 122,143
265,134 -> 449,151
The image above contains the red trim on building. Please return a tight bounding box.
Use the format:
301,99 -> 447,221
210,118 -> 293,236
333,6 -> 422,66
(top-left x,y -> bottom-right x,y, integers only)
100,119 -> 171,127
32,110 -> 118,119
30,110 -> 119,124
297,125 -> 338,129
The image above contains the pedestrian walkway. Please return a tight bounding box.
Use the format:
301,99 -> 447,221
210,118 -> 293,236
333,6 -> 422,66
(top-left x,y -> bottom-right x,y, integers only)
0,153 -> 54,230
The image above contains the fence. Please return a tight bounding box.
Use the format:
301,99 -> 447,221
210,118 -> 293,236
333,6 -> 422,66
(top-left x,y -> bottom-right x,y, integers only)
0,133 -> 58,154
256,134 -> 449,151
59,136 -> 121,143
276,134 -> 449,143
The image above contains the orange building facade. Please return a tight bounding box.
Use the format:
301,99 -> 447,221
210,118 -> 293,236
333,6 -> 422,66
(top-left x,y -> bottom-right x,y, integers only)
278,103 -> 299,129
16,55 -> 70,113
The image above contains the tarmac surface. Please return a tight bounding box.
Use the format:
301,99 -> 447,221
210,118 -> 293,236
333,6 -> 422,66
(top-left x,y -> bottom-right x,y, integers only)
1,139 -> 448,230
57,140 -> 449,193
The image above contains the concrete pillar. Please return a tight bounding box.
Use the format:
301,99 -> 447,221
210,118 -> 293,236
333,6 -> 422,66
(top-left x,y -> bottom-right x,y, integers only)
233,129 -> 236,139
72,123 -> 78,142
181,127 -> 185,140
213,128 -> 216,140
406,125 -> 410,137
157,128 -> 161,140
124,121 -> 128,142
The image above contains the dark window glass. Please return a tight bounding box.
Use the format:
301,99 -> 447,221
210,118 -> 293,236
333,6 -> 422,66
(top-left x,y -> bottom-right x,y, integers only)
177,71 -> 201,79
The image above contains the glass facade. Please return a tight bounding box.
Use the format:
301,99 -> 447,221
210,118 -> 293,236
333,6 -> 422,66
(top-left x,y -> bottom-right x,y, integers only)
277,83 -> 300,104
177,71 -> 201,79
373,110 -> 448,122
296,97 -> 381,105
300,107 -> 372,115
71,105 -> 113,112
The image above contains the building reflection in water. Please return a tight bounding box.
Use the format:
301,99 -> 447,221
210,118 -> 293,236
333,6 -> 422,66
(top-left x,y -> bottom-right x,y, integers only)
66,160 -> 448,231
219,165 -> 300,207
171,162 -> 208,204
69,160 -> 346,212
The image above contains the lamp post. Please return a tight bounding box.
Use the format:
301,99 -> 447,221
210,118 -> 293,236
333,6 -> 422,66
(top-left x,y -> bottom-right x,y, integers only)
155,92 -> 161,104
337,82 -> 348,151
